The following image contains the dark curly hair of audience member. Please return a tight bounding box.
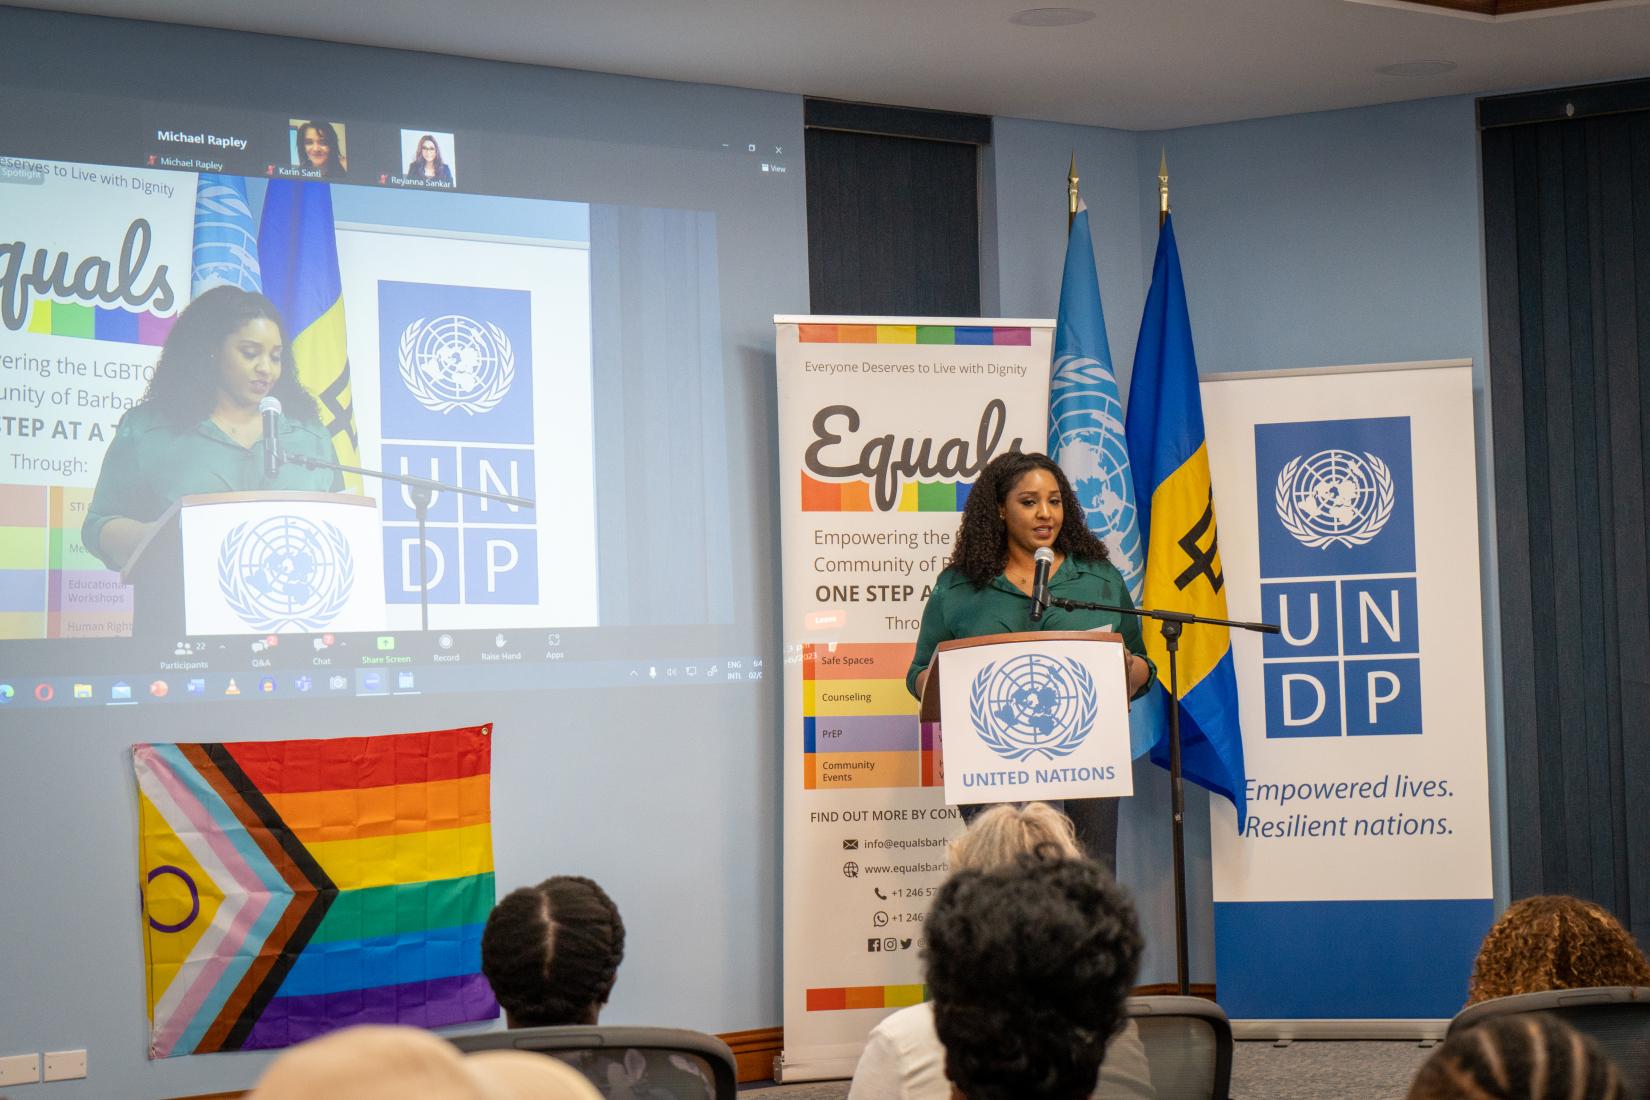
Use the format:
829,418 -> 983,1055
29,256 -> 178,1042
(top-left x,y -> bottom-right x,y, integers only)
946,452 -> 1109,587
140,287 -> 320,428
1466,895 -> 1650,1006
924,853 -> 1142,1100
1407,1014 -> 1624,1100
480,876 -> 625,1027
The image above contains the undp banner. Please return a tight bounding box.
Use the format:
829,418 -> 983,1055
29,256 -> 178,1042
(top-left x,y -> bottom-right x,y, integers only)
775,316 -> 1051,1081
1202,361 -> 1493,1032
334,226 -> 595,629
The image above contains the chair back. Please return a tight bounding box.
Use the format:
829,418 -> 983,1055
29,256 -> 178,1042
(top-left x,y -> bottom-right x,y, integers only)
449,1025 -> 737,1099
1124,995 -> 1232,1100
1448,986 -> 1650,1098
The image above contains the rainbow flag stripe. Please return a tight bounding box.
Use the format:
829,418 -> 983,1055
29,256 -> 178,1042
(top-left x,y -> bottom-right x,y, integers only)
797,323 -> 1031,346
802,643 -> 938,790
133,725 -> 497,1057
807,984 -> 928,1011
801,472 -> 973,513
27,300 -> 176,345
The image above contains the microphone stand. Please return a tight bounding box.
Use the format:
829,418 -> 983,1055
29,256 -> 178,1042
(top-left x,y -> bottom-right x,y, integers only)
1041,591 -> 1277,996
282,453 -> 535,632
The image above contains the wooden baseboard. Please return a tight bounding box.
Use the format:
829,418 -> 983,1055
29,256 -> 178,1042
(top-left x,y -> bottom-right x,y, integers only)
1131,982 -> 1217,1000
718,1025 -> 784,1083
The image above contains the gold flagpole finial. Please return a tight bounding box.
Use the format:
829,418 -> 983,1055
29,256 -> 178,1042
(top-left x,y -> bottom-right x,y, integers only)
1158,148 -> 1170,228
1067,151 -> 1080,230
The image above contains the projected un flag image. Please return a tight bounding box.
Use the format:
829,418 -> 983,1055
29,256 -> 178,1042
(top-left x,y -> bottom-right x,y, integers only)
1255,417 -> 1422,739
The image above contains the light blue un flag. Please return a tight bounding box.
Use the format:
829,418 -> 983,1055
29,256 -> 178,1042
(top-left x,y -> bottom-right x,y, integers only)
191,174 -> 262,296
1049,200 -> 1163,758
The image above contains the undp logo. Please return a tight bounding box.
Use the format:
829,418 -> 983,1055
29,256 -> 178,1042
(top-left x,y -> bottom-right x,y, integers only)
968,655 -> 1097,762
218,515 -> 355,632
1274,449 -> 1395,550
377,281 -> 534,445
397,314 -> 515,416
1255,417 -> 1422,739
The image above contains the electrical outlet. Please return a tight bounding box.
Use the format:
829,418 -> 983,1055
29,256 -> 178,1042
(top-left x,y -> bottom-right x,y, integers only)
0,1053 -> 40,1086
43,1049 -> 87,1082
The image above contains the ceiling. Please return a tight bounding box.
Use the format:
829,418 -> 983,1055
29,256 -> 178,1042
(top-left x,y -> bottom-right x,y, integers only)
11,0 -> 1650,129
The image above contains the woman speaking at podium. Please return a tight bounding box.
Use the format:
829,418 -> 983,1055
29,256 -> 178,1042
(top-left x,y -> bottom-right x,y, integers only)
906,451 -> 1154,860
83,286 -> 343,572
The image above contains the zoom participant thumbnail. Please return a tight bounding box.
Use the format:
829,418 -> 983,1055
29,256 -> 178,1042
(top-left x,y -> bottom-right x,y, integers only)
280,119 -> 349,179
389,129 -> 457,189
141,106 -> 269,175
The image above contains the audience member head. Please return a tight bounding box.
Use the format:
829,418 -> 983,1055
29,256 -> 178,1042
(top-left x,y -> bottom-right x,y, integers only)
481,875 -> 626,1027
247,1024 -> 601,1100
925,854 -> 1142,1100
949,801 -> 1081,871
1407,1014 -> 1624,1100
1467,895 -> 1650,1005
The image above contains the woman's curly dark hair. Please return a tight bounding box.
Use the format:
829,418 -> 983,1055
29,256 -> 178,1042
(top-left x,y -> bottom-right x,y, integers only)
925,854 -> 1142,1100
1466,895 -> 1650,1006
480,875 -> 626,1027
1407,1014 -> 1624,1100
947,451 -> 1109,587
139,286 -> 321,428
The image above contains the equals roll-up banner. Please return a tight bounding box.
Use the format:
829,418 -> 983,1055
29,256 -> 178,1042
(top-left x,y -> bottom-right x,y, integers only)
1203,360 -> 1494,1035
774,316 -> 1051,1081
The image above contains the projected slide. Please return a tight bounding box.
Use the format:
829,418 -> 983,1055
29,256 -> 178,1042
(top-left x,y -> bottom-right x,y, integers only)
0,157 -> 595,638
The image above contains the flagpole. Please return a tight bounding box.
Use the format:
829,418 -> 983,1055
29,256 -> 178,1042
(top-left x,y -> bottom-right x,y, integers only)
1068,152 -> 1079,231
1158,149 -> 1169,229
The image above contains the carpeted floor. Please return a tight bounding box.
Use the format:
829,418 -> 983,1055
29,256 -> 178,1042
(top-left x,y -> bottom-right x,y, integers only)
740,1040 -> 1438,1098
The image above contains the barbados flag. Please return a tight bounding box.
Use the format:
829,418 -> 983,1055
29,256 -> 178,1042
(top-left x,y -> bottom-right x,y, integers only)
1125,213 -> 1247,825
258,180 -> 361,489
133,725 -> 497,1056
1048,200 -> 1161,758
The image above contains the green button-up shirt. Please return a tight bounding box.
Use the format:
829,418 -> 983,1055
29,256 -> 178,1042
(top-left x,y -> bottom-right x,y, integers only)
905,556 -> 1156,699
83,403 -> 345,569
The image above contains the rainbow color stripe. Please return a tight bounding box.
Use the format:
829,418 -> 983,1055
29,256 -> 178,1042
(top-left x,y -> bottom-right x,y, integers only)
806,984 -> 928,1011
798,323 -> 1031,346
133,725 -> 497,1057
27,300 -> 177,345
802,643 -> 938,790
801,472 -> 973,512
0,483 -> 131,639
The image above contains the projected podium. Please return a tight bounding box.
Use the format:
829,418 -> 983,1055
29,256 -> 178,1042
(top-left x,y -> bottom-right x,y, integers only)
921,631 -> 1134,806
123,491 -> 386,637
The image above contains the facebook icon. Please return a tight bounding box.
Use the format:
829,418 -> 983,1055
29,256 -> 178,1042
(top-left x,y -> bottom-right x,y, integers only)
1255,417 -> 1422,738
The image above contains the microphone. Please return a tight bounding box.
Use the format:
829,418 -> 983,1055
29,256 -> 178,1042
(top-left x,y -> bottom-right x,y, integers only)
1030,546 -> 1054,623
259,396 -> 283,479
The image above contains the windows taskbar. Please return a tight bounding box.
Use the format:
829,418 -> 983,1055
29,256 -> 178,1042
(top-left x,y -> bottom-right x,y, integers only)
0,656 -> 766,709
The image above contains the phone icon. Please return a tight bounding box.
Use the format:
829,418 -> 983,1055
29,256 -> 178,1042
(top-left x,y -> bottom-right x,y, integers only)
873,887 -> 887,900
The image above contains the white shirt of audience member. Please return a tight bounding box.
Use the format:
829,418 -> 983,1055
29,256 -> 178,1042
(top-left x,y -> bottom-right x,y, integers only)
846,1002 -> 1156,1100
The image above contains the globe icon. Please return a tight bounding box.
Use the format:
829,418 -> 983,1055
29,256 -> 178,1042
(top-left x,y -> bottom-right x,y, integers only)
412,315 -> 504,404
1288,450 -> 1379,539
984,655 -> 1087,757
237,516 -> 345,625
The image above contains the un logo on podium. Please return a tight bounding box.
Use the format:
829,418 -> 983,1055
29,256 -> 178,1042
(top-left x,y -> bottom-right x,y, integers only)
397,314 -> 515,416
968,654 -> 1098,762
218,516 -> 355,632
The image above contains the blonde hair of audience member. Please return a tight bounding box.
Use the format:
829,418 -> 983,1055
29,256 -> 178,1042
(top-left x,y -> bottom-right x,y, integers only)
1466,894 -> 1650,1005
247,1024 -> 601,1100
948,801 -> 1081,871
1406,1014 -> 1624,1100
